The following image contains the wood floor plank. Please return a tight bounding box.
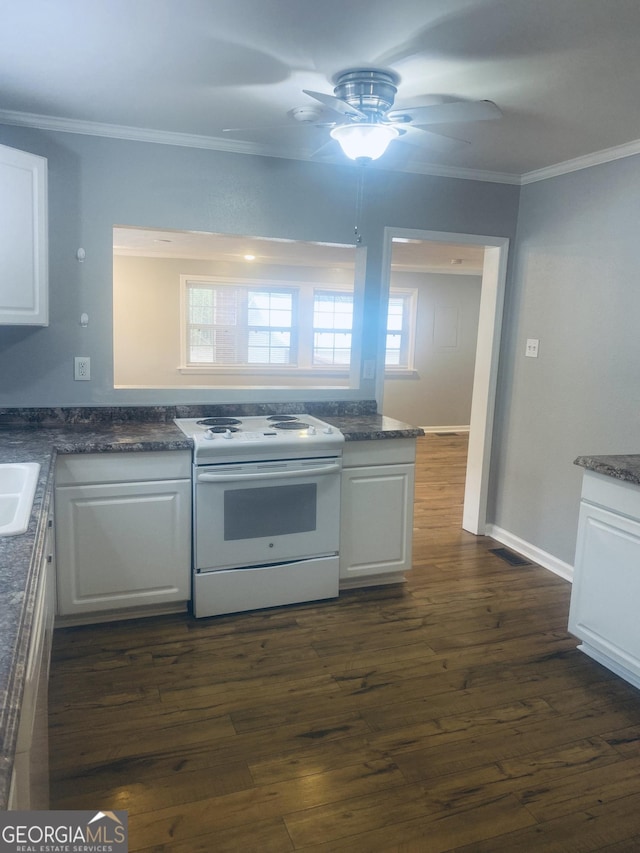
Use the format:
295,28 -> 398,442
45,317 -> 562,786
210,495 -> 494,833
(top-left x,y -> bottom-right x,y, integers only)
48,433 -> 640,852
126,758 -> 405,849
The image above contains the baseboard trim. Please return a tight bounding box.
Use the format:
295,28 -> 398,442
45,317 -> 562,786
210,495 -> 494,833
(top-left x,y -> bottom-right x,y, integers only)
421,425 -> 470,434
484,524 -> 574,582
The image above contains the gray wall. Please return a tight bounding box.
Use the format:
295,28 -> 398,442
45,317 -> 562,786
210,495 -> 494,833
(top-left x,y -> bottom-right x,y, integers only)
490,153 -> 640,565
0,123 -> 519,408
383,272 -> 481,427
4,120 -> 635,572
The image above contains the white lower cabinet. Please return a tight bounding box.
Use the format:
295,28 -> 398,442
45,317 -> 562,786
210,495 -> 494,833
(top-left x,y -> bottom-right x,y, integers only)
55,451 -> 191,617
340,439 -> 416,587
569,470 -> 640,690
10,513 -> 55,810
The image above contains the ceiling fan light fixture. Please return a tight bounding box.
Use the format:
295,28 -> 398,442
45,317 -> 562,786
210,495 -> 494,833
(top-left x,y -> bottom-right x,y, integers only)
330,123 -> 399,161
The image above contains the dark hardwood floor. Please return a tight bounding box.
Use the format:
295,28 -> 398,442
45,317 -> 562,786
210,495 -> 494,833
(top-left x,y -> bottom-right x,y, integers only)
49,433 -> 640,851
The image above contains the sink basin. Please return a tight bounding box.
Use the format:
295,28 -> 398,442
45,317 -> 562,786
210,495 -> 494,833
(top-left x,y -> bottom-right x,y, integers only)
0,463 -> 40,536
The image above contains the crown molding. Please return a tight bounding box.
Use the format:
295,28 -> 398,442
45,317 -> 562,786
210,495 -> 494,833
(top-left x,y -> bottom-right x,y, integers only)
521,138 -> 640,184
0,108 -> 520,184
2,107 -> 639,187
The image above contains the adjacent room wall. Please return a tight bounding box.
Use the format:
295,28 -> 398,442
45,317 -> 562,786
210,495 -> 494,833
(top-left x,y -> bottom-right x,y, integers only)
113,254 -> 355,388
0,123 -> 519,408
382,271 -> 481,427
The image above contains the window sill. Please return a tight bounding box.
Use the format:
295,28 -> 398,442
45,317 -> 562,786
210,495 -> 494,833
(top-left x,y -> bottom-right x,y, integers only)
384,369 -> 419,379
178,366 -> 351,378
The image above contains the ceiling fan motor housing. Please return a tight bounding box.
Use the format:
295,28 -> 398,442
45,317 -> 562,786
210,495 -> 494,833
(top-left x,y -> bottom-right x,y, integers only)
333,69 -> 398,118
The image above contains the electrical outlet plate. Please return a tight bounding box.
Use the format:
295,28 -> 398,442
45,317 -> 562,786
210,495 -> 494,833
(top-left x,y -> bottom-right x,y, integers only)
74,356 -> 91,380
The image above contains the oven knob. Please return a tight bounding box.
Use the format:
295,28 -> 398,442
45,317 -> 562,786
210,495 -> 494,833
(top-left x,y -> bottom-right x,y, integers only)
222,429 -> 233,439
323,426 -> 334,434
307,425 -> 316,435
204,430 -> 216,440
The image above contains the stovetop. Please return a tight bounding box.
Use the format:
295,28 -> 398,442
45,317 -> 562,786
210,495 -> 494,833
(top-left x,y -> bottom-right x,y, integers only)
174,413 -> 344,462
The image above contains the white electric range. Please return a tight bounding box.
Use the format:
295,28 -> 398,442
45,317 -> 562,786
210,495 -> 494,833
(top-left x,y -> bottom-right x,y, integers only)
174,414 -> 344,617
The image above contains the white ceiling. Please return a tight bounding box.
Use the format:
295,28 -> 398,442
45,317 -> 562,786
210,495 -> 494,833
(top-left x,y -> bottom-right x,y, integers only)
3,0 -> 640,181
113,227 -> 485,274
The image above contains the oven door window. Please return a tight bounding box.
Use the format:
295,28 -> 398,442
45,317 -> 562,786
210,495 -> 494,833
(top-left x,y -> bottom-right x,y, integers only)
224,483 -> 317,540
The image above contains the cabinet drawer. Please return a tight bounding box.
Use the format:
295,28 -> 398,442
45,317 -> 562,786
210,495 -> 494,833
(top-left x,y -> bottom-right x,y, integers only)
56,450 -> 191,485
342,438 -> 416,468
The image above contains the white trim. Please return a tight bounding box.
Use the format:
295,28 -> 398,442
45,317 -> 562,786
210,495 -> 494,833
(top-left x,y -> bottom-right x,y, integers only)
4,107 -> 640,186
385,369 -> 419,379
378,229 -> 509,537
0,108 -> 519,184
485,524 -> 574,582
521,139 -> 640,184
178,366 -> 349,377
421,425 -> 470,433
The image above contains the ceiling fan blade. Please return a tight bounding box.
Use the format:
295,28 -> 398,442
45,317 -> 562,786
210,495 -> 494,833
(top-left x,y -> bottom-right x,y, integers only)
309,139 -> 339,160
222,122 -> 335,134
397,126 -> 471,152
387,100 -> 502,126
302,89 -> 367,120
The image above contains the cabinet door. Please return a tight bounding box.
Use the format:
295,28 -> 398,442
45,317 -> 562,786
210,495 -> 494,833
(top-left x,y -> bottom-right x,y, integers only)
56,479 -> 191,615
0,144 -> 48,325
340,463 -> 415,581
569,501 -> 640,684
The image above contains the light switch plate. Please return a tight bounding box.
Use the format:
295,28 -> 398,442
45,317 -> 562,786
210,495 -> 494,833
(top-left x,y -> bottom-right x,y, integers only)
525,338 -> 539,358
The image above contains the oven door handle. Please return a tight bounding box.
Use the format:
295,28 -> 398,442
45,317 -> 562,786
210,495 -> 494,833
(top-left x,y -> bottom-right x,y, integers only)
196,463 -> 341,484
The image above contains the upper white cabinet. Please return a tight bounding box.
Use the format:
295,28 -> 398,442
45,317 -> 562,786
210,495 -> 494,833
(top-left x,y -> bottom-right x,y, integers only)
0,143 -> 48,325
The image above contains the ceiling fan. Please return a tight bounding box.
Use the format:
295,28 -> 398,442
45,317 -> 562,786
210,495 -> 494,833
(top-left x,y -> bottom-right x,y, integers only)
224,68 -> 502,162
304,68 -> 501,160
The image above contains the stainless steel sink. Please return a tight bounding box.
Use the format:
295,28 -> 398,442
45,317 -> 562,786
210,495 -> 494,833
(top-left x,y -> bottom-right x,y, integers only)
0,463 -> 40,536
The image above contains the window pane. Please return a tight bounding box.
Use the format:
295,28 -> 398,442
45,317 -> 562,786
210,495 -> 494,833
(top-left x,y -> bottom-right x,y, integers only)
248,330 -> 291,364
387,297 -> 404,331
248,291 -> 293,329
312,291 -> 353,365
313,330 -> 352,366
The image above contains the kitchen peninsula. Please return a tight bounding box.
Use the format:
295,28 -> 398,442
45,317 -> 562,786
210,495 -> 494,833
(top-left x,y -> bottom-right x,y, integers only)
570,453 -> 640,691
0,402 -> 423,810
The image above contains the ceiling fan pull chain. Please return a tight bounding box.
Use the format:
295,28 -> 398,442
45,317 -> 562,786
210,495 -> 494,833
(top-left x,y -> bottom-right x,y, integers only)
354,163 -> 366,245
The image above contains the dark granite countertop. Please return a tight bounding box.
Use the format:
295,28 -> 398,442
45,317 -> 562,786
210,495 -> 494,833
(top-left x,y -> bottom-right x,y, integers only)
574,454 -> 640,486
0,404 -> 421,808
329,414 -> 424,441
0,420 -> 191,809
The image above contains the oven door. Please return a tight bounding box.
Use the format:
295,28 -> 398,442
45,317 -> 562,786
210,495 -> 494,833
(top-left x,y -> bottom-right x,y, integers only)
194,457 -> 341,571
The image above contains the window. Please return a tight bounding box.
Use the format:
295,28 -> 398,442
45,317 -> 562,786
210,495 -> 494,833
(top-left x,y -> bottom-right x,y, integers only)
187,282 -> 296,366
385,289 -> 417,370
182,277 -> 355,373
313,290 -> 353,366
183,277 -> 415,374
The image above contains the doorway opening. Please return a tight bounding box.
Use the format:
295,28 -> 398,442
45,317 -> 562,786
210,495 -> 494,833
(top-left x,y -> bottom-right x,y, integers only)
379,228 -> 509,535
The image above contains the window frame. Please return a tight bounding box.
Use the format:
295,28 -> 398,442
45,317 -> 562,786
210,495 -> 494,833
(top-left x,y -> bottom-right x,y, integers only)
179,275 -> 356,377
385,287 -> 418,376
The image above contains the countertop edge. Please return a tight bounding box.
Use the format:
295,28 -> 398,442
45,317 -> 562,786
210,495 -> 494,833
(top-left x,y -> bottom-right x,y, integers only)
0,452 -> 55,808
574,454 -> 640,487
